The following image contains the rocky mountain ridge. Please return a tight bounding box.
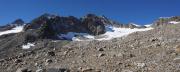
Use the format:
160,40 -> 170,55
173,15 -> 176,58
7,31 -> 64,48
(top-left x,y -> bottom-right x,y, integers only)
0,14 -> 180,72
1,14 -> 180,42
153,16 -> 180,26
0,20 -> 180,72
0,13 -> 152,42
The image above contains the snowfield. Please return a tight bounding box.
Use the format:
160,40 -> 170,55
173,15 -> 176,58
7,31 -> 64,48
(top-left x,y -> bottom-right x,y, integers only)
0,26 -> 24,36
131,23 -> 141,27
58,25 -> 153,41
96,26 -> 153,41
144,24 -> 152,27
169,21 -> 180,24
22,43 -> 35,49
0,24 -> 153,41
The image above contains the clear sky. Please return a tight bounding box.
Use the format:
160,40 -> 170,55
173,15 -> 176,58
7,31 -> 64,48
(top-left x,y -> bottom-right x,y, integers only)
0,0 -> 180,25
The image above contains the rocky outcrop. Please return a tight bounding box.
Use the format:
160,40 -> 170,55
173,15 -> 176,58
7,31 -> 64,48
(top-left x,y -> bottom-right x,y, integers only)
24,13 -> 118,39
153,16 -> 180,26
81,14 -> 106,35
24,14 -> 84,39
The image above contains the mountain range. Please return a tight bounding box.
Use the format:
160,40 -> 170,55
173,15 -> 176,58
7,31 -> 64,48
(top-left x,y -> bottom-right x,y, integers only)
0,14 -> 180,72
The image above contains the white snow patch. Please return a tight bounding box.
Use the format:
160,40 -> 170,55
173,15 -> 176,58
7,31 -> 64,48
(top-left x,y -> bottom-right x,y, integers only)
169,21 -> 180,24
144,24 -> 152,27
58,32 -> 95,41
58,25 -> 153,41
0,26 -> 24,36
96,26 -> 153,41
134,62 -> 146,68
22,43 -> 35,49
131,23 -> 141,27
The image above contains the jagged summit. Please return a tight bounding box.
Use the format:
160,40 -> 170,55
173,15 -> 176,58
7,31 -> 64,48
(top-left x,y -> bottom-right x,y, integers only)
23,13 -> 124,38
11,19 -> 24,26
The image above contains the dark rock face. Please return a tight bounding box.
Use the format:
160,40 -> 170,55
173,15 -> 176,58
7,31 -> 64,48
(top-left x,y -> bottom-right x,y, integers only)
47,16 -> 83,34
82,14 -> 106,35
24,14 -> 51,30
23,30 -> 39,43
24,13 -> 109,39
24,14 -> 83,39
23,13 -> 149,40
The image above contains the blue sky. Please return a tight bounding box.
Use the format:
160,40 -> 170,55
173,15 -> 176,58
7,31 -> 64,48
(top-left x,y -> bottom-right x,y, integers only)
0,0 -> 179,25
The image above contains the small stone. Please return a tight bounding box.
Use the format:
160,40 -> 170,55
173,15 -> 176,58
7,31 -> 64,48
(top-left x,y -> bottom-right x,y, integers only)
116,62 -> 123,65
174,56 -> 180,63
0,59 -> 5,63
98,48 -> 104,51
36,69 -> 45,72
129,54 -> 135,58
35,63 -> 38,67
14,59 -> 22,63
78,67 -> 82,70
98,53 -> 105,57
122,69 -> 133,72
47,51 -> 55,56
155,43 -> 161,46
82,68 -> 93,72
45,59 -> 53,65
175,45 -> 180,53
72,61 -> 76,64
47,68 -> 69,72
151,38 -> 158,42
16,67 -> 31,72
63,51 -> 68,55
113,69 -> 118,72
135,62 -> 146,68
116,53 -> 123,57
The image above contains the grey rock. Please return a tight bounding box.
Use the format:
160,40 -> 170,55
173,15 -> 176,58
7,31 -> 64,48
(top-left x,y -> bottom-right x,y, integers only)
14,59 -> 22,63
36,69 -> 45,72
45,59 -> 53,65
98,53 -> 105,57
16,67 -> 31,72
47,51 -> 55,56
97,48 -> 104,51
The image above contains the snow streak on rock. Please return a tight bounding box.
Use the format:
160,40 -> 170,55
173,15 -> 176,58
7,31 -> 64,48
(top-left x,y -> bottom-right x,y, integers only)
22,43 -> 35,49
169,21 -> 180,24
0,26 -> 24,36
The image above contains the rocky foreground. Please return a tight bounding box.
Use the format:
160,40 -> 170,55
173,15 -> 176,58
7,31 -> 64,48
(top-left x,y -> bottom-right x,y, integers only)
0,22 -> 180,72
